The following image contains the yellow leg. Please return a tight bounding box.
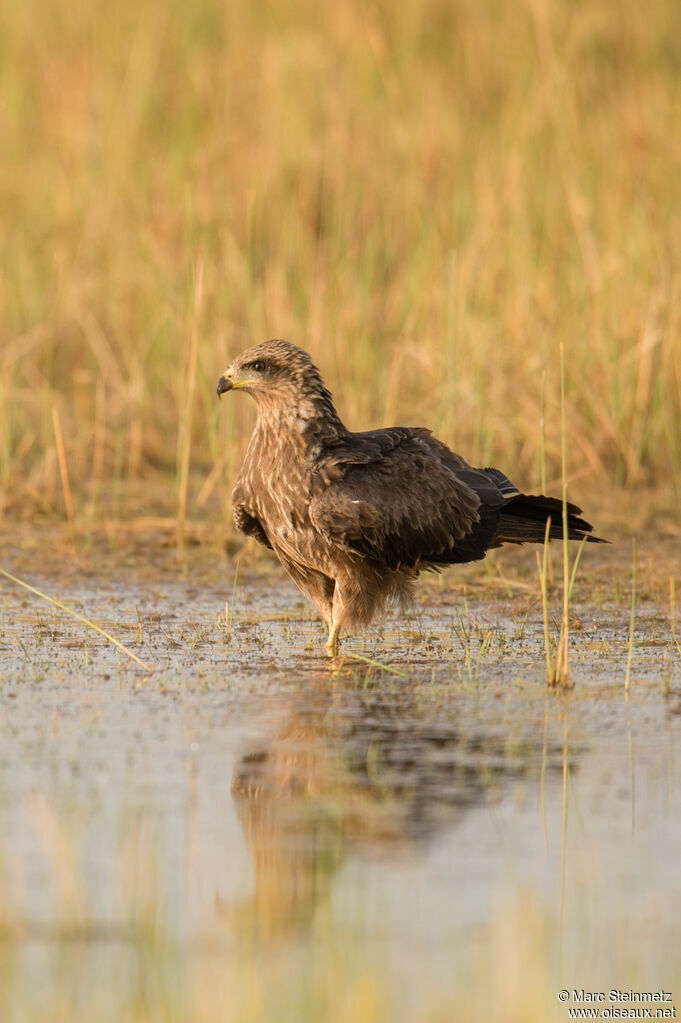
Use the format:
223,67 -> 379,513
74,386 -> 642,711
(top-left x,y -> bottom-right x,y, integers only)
325,621 -> 340,657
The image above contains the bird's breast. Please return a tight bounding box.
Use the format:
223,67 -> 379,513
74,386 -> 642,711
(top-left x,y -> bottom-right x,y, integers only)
240,428 -> 313,528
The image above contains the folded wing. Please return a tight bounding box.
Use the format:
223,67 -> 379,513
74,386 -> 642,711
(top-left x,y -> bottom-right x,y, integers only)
309,428 -> 507,570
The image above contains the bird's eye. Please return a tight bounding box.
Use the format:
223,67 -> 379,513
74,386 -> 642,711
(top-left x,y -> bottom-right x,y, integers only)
252,361 -> 266,372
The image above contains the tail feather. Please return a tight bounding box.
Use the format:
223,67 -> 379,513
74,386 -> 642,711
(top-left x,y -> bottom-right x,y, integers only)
494,493 -> 606,545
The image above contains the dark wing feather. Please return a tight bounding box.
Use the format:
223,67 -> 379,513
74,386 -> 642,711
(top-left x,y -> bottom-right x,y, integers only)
309,428 -> 505,570
479,466 -> 520,495
232,483 -> 273,549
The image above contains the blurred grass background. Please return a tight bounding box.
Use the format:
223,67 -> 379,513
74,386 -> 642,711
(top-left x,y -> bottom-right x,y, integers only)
1,0 -> 680,533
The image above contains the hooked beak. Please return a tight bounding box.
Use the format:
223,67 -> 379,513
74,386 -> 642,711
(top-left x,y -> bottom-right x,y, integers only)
216,374 -> 233,399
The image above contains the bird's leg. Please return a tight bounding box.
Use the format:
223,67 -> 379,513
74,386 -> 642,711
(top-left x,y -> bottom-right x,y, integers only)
325,621 -> 341,657
325,582 -> 347,657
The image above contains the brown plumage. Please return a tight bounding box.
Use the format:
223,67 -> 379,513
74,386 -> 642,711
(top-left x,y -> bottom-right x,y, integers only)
217,340 -> 604,656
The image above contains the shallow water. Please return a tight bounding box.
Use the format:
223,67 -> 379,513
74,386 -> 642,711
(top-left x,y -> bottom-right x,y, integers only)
1,547 -> 680,1022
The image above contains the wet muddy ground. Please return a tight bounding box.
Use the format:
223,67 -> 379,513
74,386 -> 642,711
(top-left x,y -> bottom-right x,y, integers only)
1,533 -> 680,1022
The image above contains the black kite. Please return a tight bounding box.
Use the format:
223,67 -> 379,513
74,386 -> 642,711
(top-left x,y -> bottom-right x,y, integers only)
217,341 -> 602,655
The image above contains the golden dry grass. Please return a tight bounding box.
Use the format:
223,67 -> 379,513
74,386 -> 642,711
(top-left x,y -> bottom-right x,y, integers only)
1,0 -> 680,532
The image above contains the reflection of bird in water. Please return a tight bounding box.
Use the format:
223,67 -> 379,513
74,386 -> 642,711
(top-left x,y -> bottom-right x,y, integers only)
224,684 -> 576,938
217,340 -> 604,655
226,699 -> 343,938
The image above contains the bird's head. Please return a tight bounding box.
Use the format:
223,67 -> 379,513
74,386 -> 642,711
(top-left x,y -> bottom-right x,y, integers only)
216,340 -> 339,421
